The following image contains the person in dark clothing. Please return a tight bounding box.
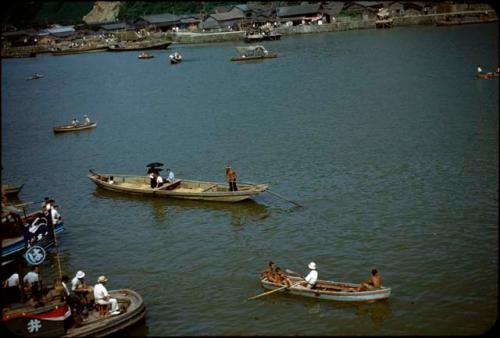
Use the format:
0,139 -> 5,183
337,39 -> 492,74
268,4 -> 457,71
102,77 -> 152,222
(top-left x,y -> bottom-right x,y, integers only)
225,165 -> 238,191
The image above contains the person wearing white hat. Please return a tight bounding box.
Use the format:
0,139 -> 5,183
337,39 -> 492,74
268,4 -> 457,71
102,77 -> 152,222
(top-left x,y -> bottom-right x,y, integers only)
71,270 -> 86,291
303,262 -> 318,289
93,275 -> 120,315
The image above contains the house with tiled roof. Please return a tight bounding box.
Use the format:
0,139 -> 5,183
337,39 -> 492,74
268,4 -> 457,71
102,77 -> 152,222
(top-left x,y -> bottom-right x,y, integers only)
134,13 -> 180,31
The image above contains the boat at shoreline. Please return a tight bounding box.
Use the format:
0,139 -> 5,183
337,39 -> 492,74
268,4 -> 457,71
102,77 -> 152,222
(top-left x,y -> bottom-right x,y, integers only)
88,169 -> 269,202
108,40 -> 171,52
53,122 -> 97,133
260,275 -> 391,302
230,45 -> 278,62
51,46 -> 108,56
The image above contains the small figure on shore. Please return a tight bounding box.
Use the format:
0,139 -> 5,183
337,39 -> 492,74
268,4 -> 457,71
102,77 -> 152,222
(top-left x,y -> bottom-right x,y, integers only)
358,269 -> 382,291
94,275 -> 120,315
225,165 -> 238,191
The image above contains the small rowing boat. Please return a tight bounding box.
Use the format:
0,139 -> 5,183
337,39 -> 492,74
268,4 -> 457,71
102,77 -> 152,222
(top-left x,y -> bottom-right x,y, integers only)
88,169 -> 268,202
138,52 -> 154,59
260,275 -> 391,302
53,122 -> 97,133
230,45 -> 278,62
477,72 -> 499,79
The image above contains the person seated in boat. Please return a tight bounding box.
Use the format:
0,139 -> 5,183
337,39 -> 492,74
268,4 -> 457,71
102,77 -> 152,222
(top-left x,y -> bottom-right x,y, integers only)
94,275 -> 120,315
156,174 -> 164,188
358,269 -> 382,291
302,262 -> 318,289
273,267 -> 292,287
166,168 -> 175,183
149,171 -> 157,188
108,176 -> 114,184
72,270 -> 94,307
259,261 -> 275,281
72,118 -> 79,125
48,200 -> 63,224
84,114 -> 91,124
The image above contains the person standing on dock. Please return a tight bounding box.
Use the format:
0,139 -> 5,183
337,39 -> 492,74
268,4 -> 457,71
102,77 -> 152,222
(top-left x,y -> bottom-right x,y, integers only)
225,165 -> 238,191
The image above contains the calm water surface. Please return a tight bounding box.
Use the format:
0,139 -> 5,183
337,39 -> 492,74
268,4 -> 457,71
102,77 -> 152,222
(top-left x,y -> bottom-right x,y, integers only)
2,24 -> 498,335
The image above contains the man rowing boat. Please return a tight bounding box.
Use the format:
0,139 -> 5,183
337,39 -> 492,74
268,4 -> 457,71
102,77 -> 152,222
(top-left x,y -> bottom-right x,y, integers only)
358,269 -> 382,291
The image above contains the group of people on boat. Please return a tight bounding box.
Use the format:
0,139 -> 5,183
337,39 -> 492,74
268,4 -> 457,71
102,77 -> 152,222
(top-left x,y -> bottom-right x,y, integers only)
71,114 -> 92,126
169,51 -> 182,63
2,266 -> 120,317
260,261 -> 382,291
148,167 -> 175,188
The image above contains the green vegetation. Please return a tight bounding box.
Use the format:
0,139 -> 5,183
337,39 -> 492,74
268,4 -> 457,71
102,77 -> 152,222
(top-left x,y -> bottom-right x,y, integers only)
117,2 -> 239,20
34,2 -> 94,25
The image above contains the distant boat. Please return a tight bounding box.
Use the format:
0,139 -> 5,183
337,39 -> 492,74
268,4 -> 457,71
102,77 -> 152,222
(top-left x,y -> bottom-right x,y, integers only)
230,45 -> 278,62
27,74 -> 43,80
169,52 -> 182,64
88,169 -> 269,203
51,46 -> 108,56
108,40 -> 171,52
138,52 -> 154,59
1,184 -> 24,197
476,70 -> 499,79
260,275 -> 391,302
53,122 -> 97,133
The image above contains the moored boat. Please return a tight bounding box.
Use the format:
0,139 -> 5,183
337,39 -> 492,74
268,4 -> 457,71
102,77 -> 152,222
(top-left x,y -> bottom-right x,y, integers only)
1,202 -> 64,262
107,40 -> 171,52
138,52 -> 154,59
51,46 -> 108,56
53,122 -> 97,133
260,275 -> 391,302
230,45 -> 278,62
88,169 -> 269,202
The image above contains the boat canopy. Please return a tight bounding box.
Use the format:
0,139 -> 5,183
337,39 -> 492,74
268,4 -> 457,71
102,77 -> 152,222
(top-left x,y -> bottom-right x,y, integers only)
236,45 -> 269,56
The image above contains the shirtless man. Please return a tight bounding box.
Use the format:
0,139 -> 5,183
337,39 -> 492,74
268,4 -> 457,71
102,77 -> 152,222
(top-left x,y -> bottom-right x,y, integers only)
259,261 -> 275,281
273,267 -> 292,287
359,269 -> 382,291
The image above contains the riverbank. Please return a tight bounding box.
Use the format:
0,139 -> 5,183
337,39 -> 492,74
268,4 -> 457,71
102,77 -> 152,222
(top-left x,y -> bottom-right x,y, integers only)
168,10 -> 498,44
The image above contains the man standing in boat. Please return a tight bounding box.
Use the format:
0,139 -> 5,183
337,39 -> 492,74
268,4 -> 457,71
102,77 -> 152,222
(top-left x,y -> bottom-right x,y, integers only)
225,165 -> 238,191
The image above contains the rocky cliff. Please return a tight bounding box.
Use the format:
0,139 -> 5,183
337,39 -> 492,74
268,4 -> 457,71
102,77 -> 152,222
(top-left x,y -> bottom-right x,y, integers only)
82,1 -> 121,24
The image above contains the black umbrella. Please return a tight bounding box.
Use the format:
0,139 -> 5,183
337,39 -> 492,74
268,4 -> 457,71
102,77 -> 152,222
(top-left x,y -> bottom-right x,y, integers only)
147,167 -> 163,174
146,162 -> 164,168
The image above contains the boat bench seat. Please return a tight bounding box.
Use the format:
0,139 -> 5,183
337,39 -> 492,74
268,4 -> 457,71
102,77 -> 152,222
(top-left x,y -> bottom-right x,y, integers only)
95,303 -> 109,317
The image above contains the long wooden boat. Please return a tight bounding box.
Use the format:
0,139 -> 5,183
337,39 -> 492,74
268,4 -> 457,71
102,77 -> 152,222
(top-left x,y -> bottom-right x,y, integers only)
88,169 -> 269,202
51,46 -> 108,56
2,288 -> 145,337
2,184 -> 24,197
27,74 -> 43,80
53,122 -> 97,133
476,72 -> 499,79
107,41 -> 171,52
436,17 -> 498,26
260,275 -> 391,302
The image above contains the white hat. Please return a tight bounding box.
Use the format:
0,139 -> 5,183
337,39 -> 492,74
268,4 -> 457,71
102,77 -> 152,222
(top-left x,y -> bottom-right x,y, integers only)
76,271 -> 85,279
308,262 -> 316,270
98,275 -> 108,283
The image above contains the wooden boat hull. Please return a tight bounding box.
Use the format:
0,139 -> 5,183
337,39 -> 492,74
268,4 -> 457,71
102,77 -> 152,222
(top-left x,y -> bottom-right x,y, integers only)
138,55 -> 154,59
261,276 -> 391,302
231,53 -> 278,62
1,221 -> 64,260
2,184 -> 24,197
51,47 -> 108,56
63,289 -> 146,337
53,122 -> 97,133
88,171 -> 268,202
170,58 -> 182,64
108,42 -> 171,52
477,72 -> 499,79
2,303 -> 71,337
27,75 -> 43,80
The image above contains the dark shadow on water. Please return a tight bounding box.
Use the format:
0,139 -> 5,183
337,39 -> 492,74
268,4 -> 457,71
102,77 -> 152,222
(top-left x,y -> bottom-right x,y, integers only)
91,187 -> 271,224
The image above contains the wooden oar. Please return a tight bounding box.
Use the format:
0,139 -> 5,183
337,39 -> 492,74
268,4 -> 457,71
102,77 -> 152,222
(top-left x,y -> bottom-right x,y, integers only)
285,269 -> 304,278
266,190 -> 302,208
247,280 -> 303,300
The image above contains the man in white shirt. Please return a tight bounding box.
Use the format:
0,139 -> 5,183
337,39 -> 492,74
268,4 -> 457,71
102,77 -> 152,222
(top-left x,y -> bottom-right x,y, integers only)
156,175 -> 164,188
23,266 -> 40,287
93,275 -> 120,315
71,270 -> 86,291
84,114 -> 91,124
3,272 -> 20,288
49,202 -> 62,224
477,65 -> 483,74
303,262 -> 318,289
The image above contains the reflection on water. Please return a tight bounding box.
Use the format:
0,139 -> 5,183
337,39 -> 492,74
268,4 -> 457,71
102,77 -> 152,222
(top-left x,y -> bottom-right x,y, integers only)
91,187 -> 271,226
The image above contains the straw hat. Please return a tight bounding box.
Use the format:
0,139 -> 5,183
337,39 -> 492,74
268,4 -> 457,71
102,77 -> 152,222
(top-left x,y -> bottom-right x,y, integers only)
308,262 -> 316,270
76,271 -> 85,279
97,275 -> 108,283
